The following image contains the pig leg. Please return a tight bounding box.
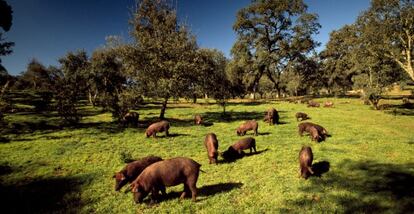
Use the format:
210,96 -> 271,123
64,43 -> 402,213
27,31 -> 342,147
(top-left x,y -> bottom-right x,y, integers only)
253,144 -> 257,153
187,175 -> 199,202
180,184 -> 189,199
165,129 -> 169,137
150,187 -> 160,203
152,132 -> 156,138
159,185 -> 166,196
307,166 -> 314,175
254,128 -> 258,136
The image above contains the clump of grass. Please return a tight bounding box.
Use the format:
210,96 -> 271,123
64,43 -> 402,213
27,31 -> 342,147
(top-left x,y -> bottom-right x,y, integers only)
119,150 -> 134,163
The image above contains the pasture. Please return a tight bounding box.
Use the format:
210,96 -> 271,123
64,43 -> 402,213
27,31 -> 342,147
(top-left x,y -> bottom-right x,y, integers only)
1,97 -> 413,213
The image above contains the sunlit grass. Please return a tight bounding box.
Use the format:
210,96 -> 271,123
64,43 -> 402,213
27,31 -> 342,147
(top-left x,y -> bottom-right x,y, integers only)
1,98 -> 413,213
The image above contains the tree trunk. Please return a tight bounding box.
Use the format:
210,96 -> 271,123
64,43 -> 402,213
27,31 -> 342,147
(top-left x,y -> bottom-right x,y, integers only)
193,94 -> 197,104
1,80 -> 10,99
159,97 -> 168,119
88,91 -> 93,106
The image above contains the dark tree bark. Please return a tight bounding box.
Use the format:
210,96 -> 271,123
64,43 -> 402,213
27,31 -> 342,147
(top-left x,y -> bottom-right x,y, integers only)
159,97 -> 168,119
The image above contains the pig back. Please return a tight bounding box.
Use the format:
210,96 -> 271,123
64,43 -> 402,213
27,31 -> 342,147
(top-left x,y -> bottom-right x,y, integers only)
204,133 -> 218,151
232,137 -> 255,151
139,157 -> 201,187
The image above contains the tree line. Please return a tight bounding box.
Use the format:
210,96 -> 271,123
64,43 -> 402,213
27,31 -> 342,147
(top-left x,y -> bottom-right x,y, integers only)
0,0 -> 413,124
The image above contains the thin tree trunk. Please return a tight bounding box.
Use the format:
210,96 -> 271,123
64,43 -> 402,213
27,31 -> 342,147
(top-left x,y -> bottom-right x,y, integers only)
193,94 -> 197,104
1,80 -> 10,99
159,97 -> 168,119
88,91 -> 93,105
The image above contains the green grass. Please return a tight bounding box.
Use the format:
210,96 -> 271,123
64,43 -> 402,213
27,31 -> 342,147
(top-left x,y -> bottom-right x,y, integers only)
1,98 -> 413,213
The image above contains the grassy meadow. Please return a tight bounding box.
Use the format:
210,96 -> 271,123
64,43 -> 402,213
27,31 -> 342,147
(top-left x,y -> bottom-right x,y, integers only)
1,96 -> 414,213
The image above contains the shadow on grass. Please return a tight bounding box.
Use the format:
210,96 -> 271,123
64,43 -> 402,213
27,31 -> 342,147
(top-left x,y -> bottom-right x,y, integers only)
155,133 -> 190,138
138,117 -> 194,128
198,182 -> 243,196
202,121 -> 214,127
203,111 -> 264,122
382,103 -> 414,116
290,160 -> 414,213
311,161 -> 330,177
154,182 -> 243,203
0,174 -> 92,213
220,149 -> 269,163
0,163 -> 13,175
0,136 -> 10,143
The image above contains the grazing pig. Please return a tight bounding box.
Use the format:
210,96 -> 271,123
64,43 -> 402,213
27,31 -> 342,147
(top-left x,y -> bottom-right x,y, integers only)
264,108 -> 279,125
307,101 -> 320,107
309,126 -> 322,142
299,146 -> 314,179
145,121 -> 170,138
130,157 -> 201,203
122,112 -> 139,127
113,156 -> 163,191
324,101 -> 334,107
236,120 -> 258,136
204,133 -> 219,164
298,122 -> 328,140
194,114 -> 203,125
295,112 -> 309,121
231,137 -> 257,154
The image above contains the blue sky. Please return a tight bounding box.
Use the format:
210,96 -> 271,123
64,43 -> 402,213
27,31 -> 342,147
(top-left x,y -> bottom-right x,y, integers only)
2,0 -> 370,75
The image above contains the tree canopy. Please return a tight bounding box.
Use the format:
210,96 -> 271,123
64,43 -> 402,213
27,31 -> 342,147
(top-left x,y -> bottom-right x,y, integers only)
232,0 -> 320,97
128,0 -> 200,119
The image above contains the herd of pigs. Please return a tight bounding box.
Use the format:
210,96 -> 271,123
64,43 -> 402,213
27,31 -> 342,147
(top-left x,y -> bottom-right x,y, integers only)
114,101 -> 333,204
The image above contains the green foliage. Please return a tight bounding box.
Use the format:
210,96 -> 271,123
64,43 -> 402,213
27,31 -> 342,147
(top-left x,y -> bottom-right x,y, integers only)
0,0 -> 14,76
232,0 -> 320,96
0,0 -> 13,32
320,25 -> 357,94
18,59 -> 61,92
127,0 -> 199,118
90,47 -> 126,120
55,50 -> 90,124
321,0 -> 412,106
0,98 -> 413,213
358,0 -> 414,81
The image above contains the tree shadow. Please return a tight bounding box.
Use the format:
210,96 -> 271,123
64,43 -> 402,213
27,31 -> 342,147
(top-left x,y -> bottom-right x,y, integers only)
203,111 -> 264,122
2,121 -> 62,135
0,136 -> 10,143
202,121 -> 214,127
227,101 -> 268,106
138,117 -> 194,128
289,160 -> 414,213
258,132 -> 271,136
0,163 -> 13,175
383,103 -> 414,116
0,174 -> 92,213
